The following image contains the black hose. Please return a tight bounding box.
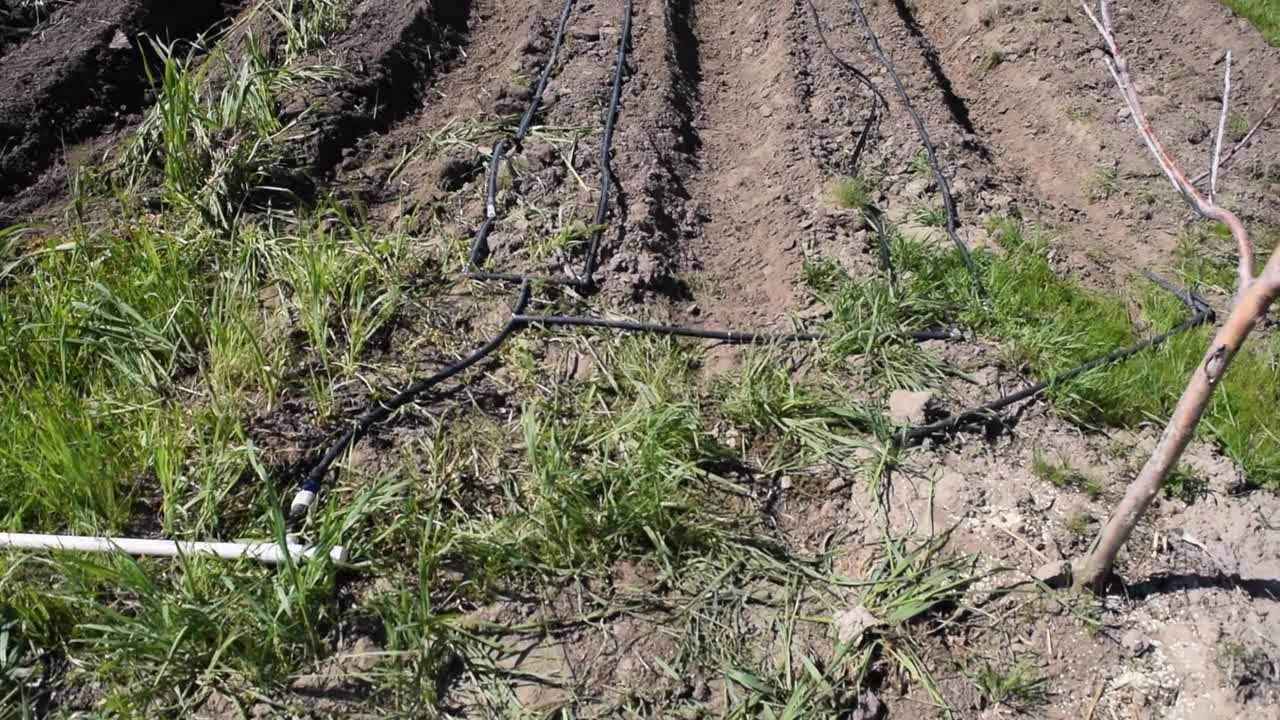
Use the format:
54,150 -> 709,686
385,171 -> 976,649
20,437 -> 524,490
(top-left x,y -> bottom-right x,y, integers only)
515,0 -> 579,145
516,313 -> 959,344
579,0 -> 633,286
464,0 -> 632,289
293,282 -> 532,517
804,0 -> 887,173
900,285 -> 1214,442
464,0 -> 581,282
848,0 -> 988,307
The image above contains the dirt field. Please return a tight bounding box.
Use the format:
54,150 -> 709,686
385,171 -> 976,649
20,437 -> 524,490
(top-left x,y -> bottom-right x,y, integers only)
3,0 -> 1280,717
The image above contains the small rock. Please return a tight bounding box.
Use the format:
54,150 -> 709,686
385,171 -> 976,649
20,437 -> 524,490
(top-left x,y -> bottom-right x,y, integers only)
1032,560 -> 1072,589
988,193 -> 1015,211
568,352 -> 595,382
1122,628 -> 1151,656
887,389 -> 933,426
903,176 -> 931,198
780,476 -> 794,490
833,605 -> 884,644
1210,48 -> 1228,66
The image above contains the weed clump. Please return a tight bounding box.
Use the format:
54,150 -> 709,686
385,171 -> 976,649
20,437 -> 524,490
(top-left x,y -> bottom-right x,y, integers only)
830,175 -> 872,211
802,255 -> 951,392
461,338 -> 730,577
719,350 -> 883,482
969,661 -> 1049,709
1084,166 -> 1121,203
1032,453 -> 1104,499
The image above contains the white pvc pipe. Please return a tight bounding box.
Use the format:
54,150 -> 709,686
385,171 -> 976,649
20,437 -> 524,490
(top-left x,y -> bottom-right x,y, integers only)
0,533 -> 348,565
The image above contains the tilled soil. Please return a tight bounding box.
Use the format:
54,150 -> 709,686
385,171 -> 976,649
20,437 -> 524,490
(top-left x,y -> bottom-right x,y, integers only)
0,0 -> 243,224
5,0 -> 1280,717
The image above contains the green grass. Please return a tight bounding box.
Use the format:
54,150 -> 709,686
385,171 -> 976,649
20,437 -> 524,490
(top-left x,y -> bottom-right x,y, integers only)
1176,220 -> 1280,294
913,204 -> 946,228
528,220 -> 605,262
829,175 -> 872,211
1032,453 -> 1104,499
976,50 -> 1004,78
1084,166 -> 1121,203
1220,0 -> 1280,45
1165,466 -> 1210,503
718,350 -> 886,484
1228,112 -> 1252,143
127,34 -> 329,232
802,256 -> 951,392
271,0 -> 353,62
0,4 -> 421,711
1062,512 -> 1094,541
875,217 -> 1280,489
455,337 -> 733,579
908,149 -> 931,176
968,661 -> 1049,709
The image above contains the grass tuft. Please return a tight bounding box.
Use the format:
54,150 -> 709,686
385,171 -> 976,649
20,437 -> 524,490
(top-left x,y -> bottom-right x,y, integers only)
976,50 -> 1004,78
459,337 -> 729,578
1165,466 -> 1210,504
1032,452 -> 1103,499
829,175 -> 872,211
969,661 -> 1049,709
1084,166 -> 1121,203
802,256 -> 951,392
1062,511 -> 1094,540
719,350 -> 884,482
913,205 -> 946,228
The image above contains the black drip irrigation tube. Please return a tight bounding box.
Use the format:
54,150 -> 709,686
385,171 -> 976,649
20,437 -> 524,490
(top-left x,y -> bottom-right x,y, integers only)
463,0 -> 630,290
806,0 -> 898,286
804,0 -> 887,175
288,0 -> 1218,519
901,281 -> 1215,443
514,314 -> 961,344
848,0 -> 988,307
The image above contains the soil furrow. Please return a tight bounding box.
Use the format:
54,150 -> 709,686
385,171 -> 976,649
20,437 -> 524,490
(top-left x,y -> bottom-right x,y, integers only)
674,0 -> 816,328
884,0 -> 1280,281
297,0 -> 477,183
0,0 -> 84,60
0,0 -> 240,208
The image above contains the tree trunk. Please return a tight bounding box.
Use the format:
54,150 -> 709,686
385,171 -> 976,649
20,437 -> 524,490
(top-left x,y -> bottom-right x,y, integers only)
1076,279 -> 1280,591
